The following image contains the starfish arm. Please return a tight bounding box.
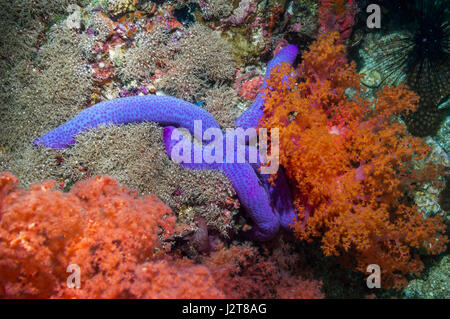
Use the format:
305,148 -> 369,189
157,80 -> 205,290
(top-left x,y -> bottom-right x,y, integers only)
34,95 -> 220,149
222,163 -> 280,241
163,126 -> 280,240
235,44 -> 298,130
258,167 -> 297,230
162,126 -> 222,170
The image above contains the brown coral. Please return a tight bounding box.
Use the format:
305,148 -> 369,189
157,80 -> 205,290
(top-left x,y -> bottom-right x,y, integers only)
158,23 -> 235,102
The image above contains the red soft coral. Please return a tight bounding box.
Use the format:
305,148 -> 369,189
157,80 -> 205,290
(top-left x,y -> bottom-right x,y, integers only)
258,33 -> 447,290
203,241 -> 324,299
318,0 -> 358,42
239,76 -> 264,100
0,174 -> 186,298
128,259 -> 224,299
0,173 -> 324,298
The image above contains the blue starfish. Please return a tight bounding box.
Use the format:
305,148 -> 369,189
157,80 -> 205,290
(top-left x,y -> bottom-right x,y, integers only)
34,45 -> 299,241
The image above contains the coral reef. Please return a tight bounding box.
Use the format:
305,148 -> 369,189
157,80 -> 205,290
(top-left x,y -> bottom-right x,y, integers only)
117,25 -> 170,82
439,176 -> 450,213
33,95 -> 222,149
259,32 -> 448,289
33,43 -> 299,241
0,0 -> 83,75
104,0 -> 139,16
204,241 -> 324,299
0,5 -> 242,240
0,0 -> 448,299
0,21 -> 94,153
2,122 -> 237,239
0,173 -> 175,298
317,0 -> 358,41
204,85 -> 240,128
288,0 -> 320,38
412,137 -> 449,218
236,44 -> 298,130
434,111 -> 450,154
61,123 -> 238,237
194,0 -> 233,20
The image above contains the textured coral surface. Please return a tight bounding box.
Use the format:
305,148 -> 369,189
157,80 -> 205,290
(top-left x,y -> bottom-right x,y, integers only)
0,173 -> 323,299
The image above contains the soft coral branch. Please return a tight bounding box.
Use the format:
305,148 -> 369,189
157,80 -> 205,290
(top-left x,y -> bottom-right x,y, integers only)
259,32 -> 447,290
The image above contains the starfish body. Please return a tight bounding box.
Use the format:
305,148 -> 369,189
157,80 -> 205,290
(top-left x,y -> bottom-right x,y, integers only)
34,45 -> 299,241
34,96 -> 221,149
236,44 -> 298,232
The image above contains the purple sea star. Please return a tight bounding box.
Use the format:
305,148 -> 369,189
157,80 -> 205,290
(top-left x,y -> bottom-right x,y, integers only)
163,126 -> 282,240
34,96 -> 221,149
34,45 -> 299,241
236,44 -> 298,130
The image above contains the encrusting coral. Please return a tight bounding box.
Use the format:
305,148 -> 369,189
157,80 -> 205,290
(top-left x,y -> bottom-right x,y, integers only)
0,0 -> 83,76
117,25 -> 170,82
258,32 -> 448,290
204,85 -> 240,129
0,21 -> 94,154
158,23 -> 235,102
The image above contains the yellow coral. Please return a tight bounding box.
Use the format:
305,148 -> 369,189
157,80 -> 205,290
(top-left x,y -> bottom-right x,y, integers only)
105,0 -> 138,16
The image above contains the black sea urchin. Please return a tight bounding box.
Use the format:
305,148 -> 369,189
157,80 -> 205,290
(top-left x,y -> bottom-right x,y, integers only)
360,0 -> 449,107
357,0 -> 449,135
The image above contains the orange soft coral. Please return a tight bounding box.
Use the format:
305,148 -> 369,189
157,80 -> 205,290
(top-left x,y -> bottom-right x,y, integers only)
258,33 -> 447,290
0,173 -> 324,298
0,173 -> 188,298
58,257 -> 225,299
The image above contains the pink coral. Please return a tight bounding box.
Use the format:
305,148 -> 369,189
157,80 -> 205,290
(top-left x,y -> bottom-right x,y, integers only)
318,0 -> 358,41
239,76 -> 264,100
223,0 -> 257,26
